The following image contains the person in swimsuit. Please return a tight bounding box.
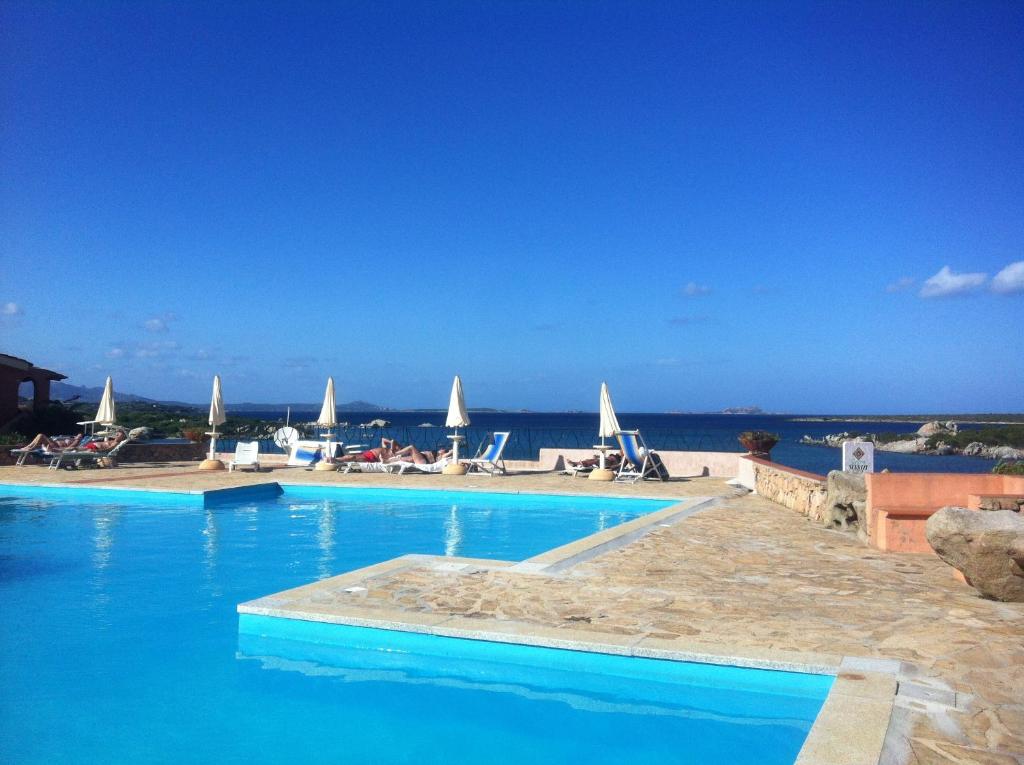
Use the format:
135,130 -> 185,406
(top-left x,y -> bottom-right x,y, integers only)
85,431 -> 127,451
567,452 -> 623,470
337,438 -> 401,463
386,445 -> 451,465
17,433 -> 86,451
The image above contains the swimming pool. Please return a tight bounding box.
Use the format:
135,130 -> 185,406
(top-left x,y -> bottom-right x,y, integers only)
0,484 -> 827,763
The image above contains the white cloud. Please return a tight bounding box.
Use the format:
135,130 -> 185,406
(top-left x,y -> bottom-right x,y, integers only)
135,340 -> 179,358
919,266 -> 987,298
991,261 -> 1024,295
2,302 -> 22,315
682,282 -> 711,297
886,277 -> 916,293
106,347 -> 126,359
143,312 -> 176,332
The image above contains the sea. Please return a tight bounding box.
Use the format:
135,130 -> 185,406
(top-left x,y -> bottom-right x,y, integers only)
232,410 -> 997,475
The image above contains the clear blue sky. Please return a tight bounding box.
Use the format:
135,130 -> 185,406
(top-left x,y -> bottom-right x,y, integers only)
2,1 -> 1022,412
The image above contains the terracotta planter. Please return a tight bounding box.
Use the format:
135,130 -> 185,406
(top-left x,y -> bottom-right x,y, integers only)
738,431 -> 779,459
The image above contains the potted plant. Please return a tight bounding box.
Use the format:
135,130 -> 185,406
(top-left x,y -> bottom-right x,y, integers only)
738,430 -> 779,459
182,428 -> 206,443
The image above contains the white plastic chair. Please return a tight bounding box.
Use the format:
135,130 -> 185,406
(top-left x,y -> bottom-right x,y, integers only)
228,441 -> 261,472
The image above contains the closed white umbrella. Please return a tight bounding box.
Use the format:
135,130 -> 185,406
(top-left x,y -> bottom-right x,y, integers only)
207,375 -> 226,461
445,375 -> 470,429
316,377 -> 338,465
95,376 -> 116,426
594,382 -> 621,475
318,377 -> 337,428
598,382 -> 621,442
445,375 -> 470,470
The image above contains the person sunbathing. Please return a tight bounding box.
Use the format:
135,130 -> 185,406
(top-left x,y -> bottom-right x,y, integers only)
567,452 -> 623,469
387,445 -> 451,465
337,438 -> 401,463
18,433 -> 86,451
83,430 -> 128,451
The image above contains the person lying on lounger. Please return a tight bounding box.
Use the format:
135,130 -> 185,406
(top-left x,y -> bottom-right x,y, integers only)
567,452 -> 623,470
83,430 -> 128,451
17,433 -> 87,451
336,438 -> 401,463
387,445 -> 451,465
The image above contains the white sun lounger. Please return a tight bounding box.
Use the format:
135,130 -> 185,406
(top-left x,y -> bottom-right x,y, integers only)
343,457 -> 453,475
228,441 -> 261,472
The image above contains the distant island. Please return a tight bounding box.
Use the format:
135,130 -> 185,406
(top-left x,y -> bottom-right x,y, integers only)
720,406 -> 764,415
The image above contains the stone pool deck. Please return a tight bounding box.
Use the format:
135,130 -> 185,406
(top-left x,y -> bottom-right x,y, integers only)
2,463 -> 1022,764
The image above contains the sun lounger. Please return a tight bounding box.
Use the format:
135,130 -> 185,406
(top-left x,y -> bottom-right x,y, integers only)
466,432 -> 510,476
343,456 -> 453,476
287,440 -> 326,467
614,430 -> 670,483
228,441 -> 261,472
48,436 -> 134,470
390,457 -> 452,474
342,460 -> 401,475
10,447 -> 43,467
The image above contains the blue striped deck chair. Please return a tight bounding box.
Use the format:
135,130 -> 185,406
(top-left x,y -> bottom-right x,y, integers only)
466,432 -> 510,475
614,430 -> 669,483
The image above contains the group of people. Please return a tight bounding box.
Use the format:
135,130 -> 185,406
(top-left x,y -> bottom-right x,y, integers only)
18,429 -> 128,454
334,438 -> 451,466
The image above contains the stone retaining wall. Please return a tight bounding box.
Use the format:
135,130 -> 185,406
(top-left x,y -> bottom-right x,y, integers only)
118,441 -> 207,463
746,456 -> 828,522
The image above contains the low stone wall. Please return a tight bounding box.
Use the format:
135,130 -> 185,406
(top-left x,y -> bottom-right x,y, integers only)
746,456 -> 828,522
118,441 -> 206,463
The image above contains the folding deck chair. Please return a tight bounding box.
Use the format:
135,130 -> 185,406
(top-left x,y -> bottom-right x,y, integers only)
614,430 -> 670,483
466,432 -> 510,475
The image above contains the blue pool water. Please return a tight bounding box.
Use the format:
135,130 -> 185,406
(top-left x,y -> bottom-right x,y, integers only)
0,485 -> 828,764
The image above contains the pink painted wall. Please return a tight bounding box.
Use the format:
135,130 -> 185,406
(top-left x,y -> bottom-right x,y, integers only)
866,472 -> 1024,553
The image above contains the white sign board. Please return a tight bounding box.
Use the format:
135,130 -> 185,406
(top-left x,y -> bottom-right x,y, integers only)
842,440 -> 874,473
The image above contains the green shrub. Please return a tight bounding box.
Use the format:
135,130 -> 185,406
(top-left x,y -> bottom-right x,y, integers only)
926,425 -> 1024,451
993,460 -> 1024,475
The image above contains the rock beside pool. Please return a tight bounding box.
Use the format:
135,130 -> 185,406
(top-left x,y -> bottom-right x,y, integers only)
824,470 -> 867,541
926,507 -> 1024,602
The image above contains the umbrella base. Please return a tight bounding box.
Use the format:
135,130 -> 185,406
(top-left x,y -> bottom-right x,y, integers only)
588,468 -> 616,482
442,463 -> 468,475
313,461 -> 339,472
198,459 -> 226,471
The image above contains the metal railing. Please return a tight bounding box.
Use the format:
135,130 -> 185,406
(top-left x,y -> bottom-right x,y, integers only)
215,426 -> 741,460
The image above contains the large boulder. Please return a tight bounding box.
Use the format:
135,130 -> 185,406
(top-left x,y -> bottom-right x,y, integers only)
925,507 -> 1024,602
917,420 -> 957,437
824,470 -> 868,541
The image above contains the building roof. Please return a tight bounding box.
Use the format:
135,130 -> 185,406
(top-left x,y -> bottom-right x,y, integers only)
0,353 -> 67,381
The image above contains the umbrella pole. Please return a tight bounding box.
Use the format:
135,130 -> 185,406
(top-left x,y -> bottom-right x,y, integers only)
199,425 -> 226,471
314,428 -> 338,471
443,427 -> 468,475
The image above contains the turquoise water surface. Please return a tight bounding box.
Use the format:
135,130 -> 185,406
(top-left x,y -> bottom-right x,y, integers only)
0,485 -> 828,764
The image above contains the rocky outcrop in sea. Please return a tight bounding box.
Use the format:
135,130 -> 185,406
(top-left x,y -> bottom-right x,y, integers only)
800,421 -> 1024,460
